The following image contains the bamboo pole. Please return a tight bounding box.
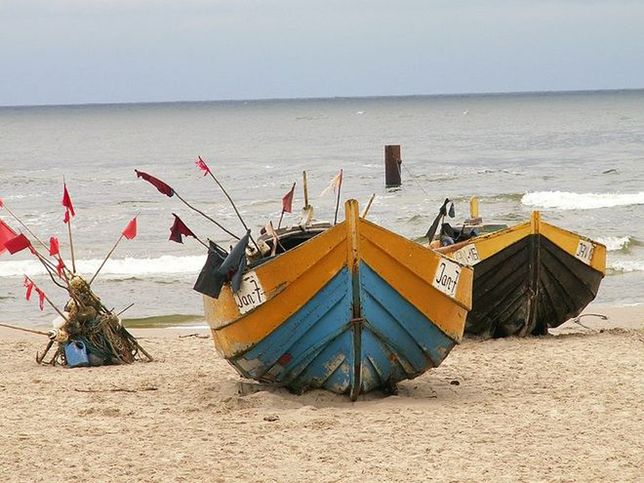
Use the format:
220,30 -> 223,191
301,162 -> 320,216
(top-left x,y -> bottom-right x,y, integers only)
175,192 -> 239,241
89,233 -> 124,285
24,276 -> 70,323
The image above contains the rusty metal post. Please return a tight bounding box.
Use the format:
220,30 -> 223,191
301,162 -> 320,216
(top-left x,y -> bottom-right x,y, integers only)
384,145 -> 402,187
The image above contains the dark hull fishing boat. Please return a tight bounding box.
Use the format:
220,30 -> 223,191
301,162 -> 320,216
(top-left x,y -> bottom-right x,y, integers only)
200,200 -> 473,399
435,210 -> 606,338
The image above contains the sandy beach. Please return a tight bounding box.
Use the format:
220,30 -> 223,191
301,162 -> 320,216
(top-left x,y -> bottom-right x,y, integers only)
1,304 -> 642,482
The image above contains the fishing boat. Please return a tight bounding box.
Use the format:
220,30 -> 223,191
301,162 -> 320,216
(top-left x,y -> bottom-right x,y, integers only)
428,198 -> 606,338
200,199 -> 473,400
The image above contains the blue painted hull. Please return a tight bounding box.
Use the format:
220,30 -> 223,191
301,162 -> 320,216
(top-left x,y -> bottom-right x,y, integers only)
231,261 -> 457,396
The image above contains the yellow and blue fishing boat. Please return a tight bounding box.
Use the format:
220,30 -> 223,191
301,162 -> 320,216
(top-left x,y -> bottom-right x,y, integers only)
434,201 -> 606,338
201,200 -> 473,399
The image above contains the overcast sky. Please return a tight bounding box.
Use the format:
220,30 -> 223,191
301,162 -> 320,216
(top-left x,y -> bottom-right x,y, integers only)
1,0 -> 643,106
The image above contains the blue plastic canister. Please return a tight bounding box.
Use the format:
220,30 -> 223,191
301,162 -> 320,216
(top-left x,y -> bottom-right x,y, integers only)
65,340 -> 90,368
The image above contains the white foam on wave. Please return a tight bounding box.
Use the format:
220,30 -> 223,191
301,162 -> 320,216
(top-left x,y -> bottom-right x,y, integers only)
0,255 -> 206,279
521,191 -> 644,210
596,236 -> 632,251
608,260 -> 644,273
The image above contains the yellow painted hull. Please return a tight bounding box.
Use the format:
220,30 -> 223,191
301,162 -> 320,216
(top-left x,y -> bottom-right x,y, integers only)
203,200 -> 473,398
437,211 -> 606,337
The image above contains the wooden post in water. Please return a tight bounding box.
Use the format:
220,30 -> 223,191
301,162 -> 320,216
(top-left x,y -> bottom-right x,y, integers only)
384,145 -> 402,187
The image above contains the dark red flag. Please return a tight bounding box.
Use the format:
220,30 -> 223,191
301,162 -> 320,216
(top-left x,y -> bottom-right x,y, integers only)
62,184 -> 75,224
5,234 -> 33,254
0,198 -> 4,208
1,219 -> 17,255
282,183 -> 296,214
169,214 -> 196,244
135,170 -> 175,197
195,156 -> 211,176
49,236 -> 60,257
122,217 -> 137,240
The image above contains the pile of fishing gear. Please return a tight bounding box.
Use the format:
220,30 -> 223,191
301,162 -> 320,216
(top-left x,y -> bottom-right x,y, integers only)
0,184 -> 152,367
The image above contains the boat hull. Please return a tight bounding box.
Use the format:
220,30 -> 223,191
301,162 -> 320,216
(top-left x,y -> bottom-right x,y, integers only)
439,212 -> 606,337
203,200 -> 473,399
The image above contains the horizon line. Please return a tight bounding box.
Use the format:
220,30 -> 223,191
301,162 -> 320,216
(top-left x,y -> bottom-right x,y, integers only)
2,86 -> 643,109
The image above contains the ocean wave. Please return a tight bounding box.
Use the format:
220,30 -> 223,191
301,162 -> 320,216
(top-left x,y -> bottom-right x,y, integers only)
521,191 -> 644,210
0,255 -> 206,278
595,236 -> 634,252
607,260 -> 644,274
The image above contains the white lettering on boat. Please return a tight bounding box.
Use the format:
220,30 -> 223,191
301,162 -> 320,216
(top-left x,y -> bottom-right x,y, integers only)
452,244 -> 481,266
575,240 -> 594,265
233,271 -> 266,315
433,259 -> 461,298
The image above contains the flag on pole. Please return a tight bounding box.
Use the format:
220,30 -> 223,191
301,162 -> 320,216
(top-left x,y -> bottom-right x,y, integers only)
195,156 -> 211,176
282,183 -> 296,213
56,258 -> 66,277
320,169 -> 343,197
1,219 -> 17,255
24,276 -> 34,301
62,184 -> 75,223
5,234 -> 33,254
169,214 -> 197,243
135,170 -> 175,197
122,217 -> 137,240
49,236 -> 60,257
36,287 -> 45,311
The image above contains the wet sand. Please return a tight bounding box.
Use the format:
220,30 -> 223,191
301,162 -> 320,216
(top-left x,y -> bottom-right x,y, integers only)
1,304 -> 642,482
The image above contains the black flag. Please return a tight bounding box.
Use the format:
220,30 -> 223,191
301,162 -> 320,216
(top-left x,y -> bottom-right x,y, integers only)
193,231 -> 250,299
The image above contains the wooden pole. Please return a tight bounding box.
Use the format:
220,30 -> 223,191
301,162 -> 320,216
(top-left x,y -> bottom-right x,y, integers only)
175,192 -> 239,241
89,233 -> 124,285
0,322 -> 49,337
303,171 -> 309,207
384,145 -> 402,187
24,276 -> 70,323
205,171 -> 260,252
1,204 -> 50,253
333,169 -> 343,225
361,193 -> 375,218
67,219 -> 76,273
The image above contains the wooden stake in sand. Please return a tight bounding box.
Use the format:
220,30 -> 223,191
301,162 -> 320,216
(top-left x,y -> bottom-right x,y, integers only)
0,323 -> 49,337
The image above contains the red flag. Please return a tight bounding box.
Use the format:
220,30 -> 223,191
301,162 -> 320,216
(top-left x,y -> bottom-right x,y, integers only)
62,184 -> 75,223
35,287 -> 45,311
122,217 -> 137,240
56,258 -> 66,277
135,169 -> 175,197
195,156 -> 211,176
49,236 -> 60,257
4,234 -> 33,254
169,214 -> 196,244
282,183 -> 296,214
24,276 -> 34,301
0,198 -> 4,208
1,219 -> 17,255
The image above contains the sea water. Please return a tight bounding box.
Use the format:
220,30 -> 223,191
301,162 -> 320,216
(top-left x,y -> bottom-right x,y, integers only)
1,90 -> 642,327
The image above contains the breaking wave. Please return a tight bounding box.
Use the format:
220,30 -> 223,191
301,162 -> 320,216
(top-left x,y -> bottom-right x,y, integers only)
0,255 -> 206,279
595,236 -> 635,252
607,260 -> 644,274
521,191 -> 644,210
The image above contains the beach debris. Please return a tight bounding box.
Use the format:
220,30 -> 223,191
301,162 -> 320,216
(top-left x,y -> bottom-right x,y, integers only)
0,185 -> 152,367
